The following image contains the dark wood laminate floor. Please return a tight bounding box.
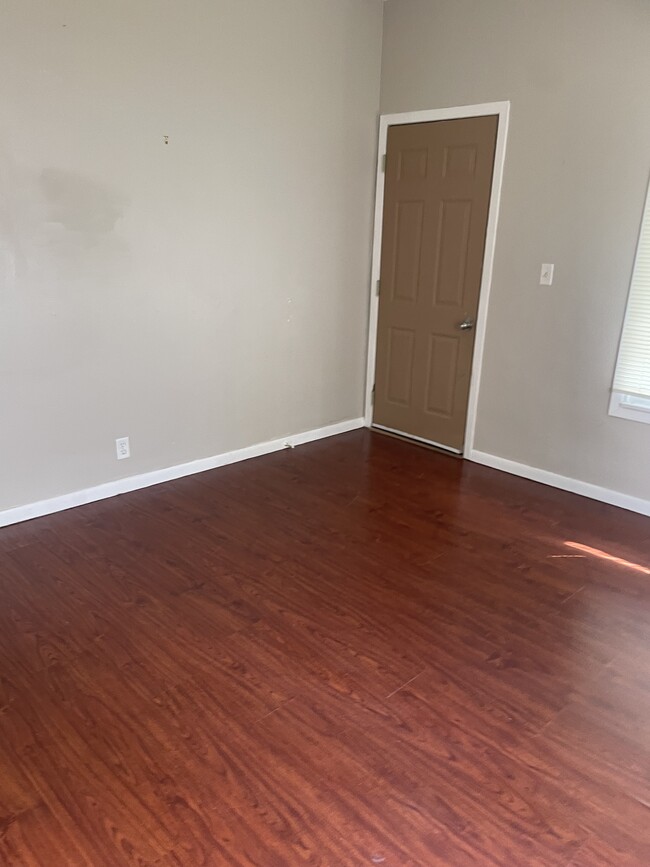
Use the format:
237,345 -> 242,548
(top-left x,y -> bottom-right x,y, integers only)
1,430 -> 649,866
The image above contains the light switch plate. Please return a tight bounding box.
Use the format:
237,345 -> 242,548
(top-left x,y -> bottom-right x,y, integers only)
540,264 -> 555,286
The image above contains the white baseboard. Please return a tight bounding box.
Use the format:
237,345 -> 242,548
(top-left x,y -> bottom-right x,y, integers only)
469,449 -> 650,518
0,417 -> 365,529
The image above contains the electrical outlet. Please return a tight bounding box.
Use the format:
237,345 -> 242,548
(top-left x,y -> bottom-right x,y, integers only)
115,436 -> 130,460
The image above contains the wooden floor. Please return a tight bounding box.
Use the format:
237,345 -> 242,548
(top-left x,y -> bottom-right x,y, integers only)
1,431 -> 649,866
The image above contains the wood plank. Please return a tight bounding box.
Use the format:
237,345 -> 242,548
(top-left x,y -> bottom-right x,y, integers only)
0,430 -> 648,864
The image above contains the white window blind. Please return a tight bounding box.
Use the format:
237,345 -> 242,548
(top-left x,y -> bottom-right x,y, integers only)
613,179 -> 650,399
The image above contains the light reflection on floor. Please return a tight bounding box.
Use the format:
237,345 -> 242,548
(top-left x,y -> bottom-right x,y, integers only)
564,541 -> 650,575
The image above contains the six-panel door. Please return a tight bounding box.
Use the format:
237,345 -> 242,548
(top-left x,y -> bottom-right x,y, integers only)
373,116 -> 498,452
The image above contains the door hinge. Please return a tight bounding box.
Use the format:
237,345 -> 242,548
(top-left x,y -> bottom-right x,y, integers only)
381,154 -> 386,173
376,279 -> 381,296
371,384 -> 376,404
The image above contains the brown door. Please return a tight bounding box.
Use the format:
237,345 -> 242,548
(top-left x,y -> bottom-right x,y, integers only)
373,115 -> 498,453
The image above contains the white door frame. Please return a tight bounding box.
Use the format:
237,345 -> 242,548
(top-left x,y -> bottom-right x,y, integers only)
363,101 -> 511,456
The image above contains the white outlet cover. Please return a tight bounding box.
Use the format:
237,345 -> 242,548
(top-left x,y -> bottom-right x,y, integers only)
540,263 -> 555,286
116,436 -> 130,460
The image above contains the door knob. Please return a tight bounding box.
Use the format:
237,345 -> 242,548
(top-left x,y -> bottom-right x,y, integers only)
459,318 -> 475,331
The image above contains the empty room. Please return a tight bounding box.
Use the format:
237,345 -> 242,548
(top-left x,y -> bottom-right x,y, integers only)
1,0 -> 649,864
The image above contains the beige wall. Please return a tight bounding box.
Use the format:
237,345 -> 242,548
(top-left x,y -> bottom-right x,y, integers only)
0,0 -> 383,512
4,0 -> 649,516
382,0 -> 650,502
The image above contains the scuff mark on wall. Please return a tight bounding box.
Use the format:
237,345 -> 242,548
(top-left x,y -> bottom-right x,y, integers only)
0,154 -> 132,384
40,168 -> 124,235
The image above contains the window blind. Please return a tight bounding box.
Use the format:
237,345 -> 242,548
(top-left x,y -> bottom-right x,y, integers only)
613,181 -> 650,399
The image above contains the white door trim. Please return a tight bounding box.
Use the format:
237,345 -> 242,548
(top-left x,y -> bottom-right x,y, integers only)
363,101 -> 511,456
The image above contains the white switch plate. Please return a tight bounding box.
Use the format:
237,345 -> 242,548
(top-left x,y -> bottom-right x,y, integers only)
115,436 -> 130,460
540,263 -> 555,286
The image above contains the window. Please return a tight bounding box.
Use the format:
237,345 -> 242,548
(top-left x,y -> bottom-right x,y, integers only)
610,176 -> 650,425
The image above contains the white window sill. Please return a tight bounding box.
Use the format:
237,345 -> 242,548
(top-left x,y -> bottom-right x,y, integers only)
609,392 -> 650,425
